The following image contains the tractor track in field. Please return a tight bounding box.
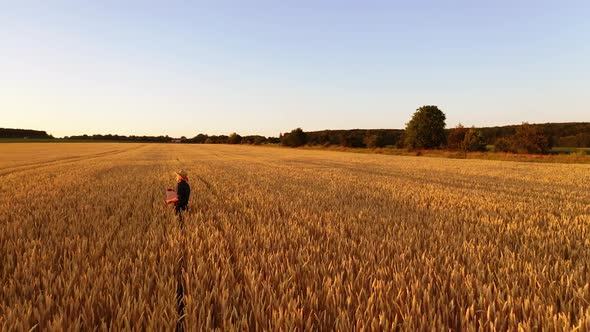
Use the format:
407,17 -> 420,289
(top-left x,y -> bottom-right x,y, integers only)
175,179 -> 190,331
168,156 -> 188,331
174,172 -> 219,330
175,229 -> 187,332
0,145 -> 147,178
174,171 -> 251,330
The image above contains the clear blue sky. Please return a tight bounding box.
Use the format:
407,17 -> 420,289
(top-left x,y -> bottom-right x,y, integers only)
1,0 -> 588,137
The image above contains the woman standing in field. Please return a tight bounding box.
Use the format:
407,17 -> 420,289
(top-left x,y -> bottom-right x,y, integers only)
166,170 -> 191,217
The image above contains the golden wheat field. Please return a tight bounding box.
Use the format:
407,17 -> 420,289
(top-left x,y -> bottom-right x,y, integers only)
0,143 -> 589,331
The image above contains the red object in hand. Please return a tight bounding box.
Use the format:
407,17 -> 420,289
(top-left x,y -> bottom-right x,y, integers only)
166,188 -> 177,202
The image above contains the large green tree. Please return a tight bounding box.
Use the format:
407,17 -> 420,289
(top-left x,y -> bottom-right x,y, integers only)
281,128 -> 307,147
227,132 -> 242,144
404,105 -> 447,149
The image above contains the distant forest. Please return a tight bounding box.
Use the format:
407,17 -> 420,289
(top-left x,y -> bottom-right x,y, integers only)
0,128 -> 53,139
2,122 -> 589,148
301,122 -> 590,149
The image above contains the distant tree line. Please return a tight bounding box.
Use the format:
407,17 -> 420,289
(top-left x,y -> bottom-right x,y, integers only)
183,133 -> 280,145
63,133 -> 281,144
65,134 -> 173,142
280,106 -> 589,154
0,128 -> 53,139
5,109 -> 589,154
476,122 -> 590,148
54,121 -> 590,150
280,128 -> 404,148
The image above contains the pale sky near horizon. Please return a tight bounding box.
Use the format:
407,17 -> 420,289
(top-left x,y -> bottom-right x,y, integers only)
1,1 -> 589,138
